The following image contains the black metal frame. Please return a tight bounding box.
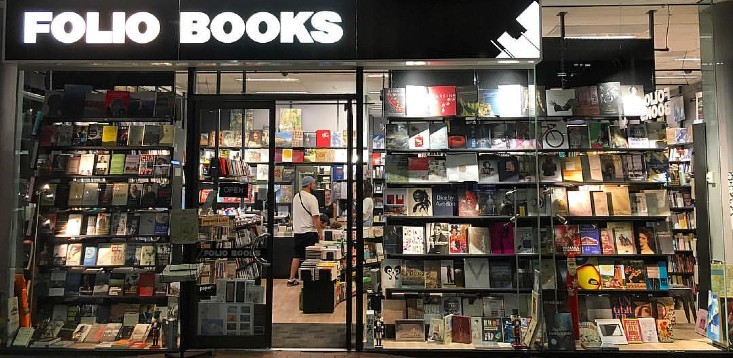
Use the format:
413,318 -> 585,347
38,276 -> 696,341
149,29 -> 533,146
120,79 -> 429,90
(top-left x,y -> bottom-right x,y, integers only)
183,68 -> 363,350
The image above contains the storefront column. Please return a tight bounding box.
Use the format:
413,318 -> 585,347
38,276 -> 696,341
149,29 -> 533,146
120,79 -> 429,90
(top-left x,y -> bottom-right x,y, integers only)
0,63 -> 20,340
700,1 -> 733,265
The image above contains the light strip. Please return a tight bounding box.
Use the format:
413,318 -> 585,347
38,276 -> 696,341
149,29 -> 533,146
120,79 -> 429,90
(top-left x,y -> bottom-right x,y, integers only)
237,78 -> 300,82
674,58 -> 701,62
254,91 -> 308,94
565,35 -> 636,40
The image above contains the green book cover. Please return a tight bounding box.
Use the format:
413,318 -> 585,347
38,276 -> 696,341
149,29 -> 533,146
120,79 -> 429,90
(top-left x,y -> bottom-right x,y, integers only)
109,154 -> 126,175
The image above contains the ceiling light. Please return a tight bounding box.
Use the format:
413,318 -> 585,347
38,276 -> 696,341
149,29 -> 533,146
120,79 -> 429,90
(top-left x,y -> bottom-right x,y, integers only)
151,62 -> 173,66
405,61 -> 427,66
237,78 -> 300,82
674,58 -> 701,62
254,91 -> 308,94
367,74 -> 387,78
656,75 -> 698,79
498,60 -> 520,64
368,91 -> 381,94
565,35 -> 637,40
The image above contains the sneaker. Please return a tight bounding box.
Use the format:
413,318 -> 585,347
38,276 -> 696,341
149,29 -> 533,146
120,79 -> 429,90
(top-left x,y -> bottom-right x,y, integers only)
287,279 -> 300,287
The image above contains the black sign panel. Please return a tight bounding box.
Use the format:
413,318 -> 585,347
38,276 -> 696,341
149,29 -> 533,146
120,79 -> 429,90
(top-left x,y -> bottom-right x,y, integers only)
219,183 -> 249,198
4,0 -> 539,61
5,0 -> 179,61
178,0 -> 357,61
356,0 -> 538,60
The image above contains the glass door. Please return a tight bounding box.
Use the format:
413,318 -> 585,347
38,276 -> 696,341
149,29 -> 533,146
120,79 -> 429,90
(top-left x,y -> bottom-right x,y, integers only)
186,98 -> 275,349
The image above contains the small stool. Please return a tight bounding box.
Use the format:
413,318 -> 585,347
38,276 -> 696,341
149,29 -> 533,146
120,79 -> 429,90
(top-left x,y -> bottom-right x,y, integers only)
669,288 -> 696,323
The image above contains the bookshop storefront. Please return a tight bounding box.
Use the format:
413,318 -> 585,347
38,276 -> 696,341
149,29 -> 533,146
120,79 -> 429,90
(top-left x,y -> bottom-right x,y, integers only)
3,0 -> 733,356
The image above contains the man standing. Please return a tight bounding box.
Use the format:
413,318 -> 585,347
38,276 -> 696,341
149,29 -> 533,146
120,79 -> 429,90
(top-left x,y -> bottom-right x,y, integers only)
288,176 -> 322,286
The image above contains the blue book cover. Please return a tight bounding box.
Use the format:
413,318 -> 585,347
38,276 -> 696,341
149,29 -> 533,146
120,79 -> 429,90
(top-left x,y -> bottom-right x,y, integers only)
154,213 -> 169,235
502,317 -> 514,344
332,165 -> 345,181
82,246 -> 98,266
478,89 -> 501,117
432,190 -> 456,217
707,291 -> 721,342
579,224 -> 601,255
658,261 -> 669,290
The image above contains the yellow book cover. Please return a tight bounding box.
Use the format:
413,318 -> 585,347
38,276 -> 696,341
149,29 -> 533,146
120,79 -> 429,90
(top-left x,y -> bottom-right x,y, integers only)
282,149 -> 293,162
315,149 -> 328,162
102,126 -> 118,147
561,156 -> 583,182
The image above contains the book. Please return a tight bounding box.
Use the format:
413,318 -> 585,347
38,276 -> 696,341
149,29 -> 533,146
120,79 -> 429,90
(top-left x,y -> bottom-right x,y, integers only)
142,125 -> 160,146
609,125 -> 629,149
116,126 -> 129,146
407,157 -> 429,182
424,261 -> 440,289
595,318 -> 627,345
622,318 -> 643,344
123,155 -> 140,175
608,222 -> 635,254
138,154 -> 155,175
92,273 -> 110,296
402,226 -> 425,254
440,260 -> 456,287
380,259 -> 402,290
575,86 -> 600,116
478,157 -> 500,183
101,126 -> 118,147
497,156 -> 520,182
622,85 -> 647,116
568,191 -> 592,216
95,213 -> 111,235
65,156 -> 81,175
598,82 -> 622,116
446,153 -> 478,182
457,190 -> 479,216
624,260 -> 647,289
560,156 -> 583,182
463,258 -> 490,288
395,319 -> 425,341
546,89 -> 576,116
402,260 -> 425,288
605,186 -> 631,216
383,88 -> 406,116
78,154 -> 95,176
408,122 -> 430,149
540,121 -> 568,149
481,317 -> 503,342
489,261 -> 513,288
592,191 -> 610,216
429,122 -> 448,149
550,187 -> 568,215
128,125 -> 145,146
657,319 -> 674,342
12,327 -> 35,347
159,125 -> 175,146
429,86 -> 457,116
539,155 -> 562,182
646,152 -> 669,183
450,315 -> 472,344
83,246 -> 98,266
476,186 -> 497,216
554,224 -> 580,254
93,155 -> 110,176
579,224 -> 601,255
636,226 -> 657,254
600,228 -> 615,254
449,224 -> 469,254
67,182 -> 84,206
546,311 -> 575,350
109,154 -> 126,174
432,190 -> 456,217
468,226 -> 490,254
82,183 -> 99,206
627,124 -> 649,148
138,272 -> 155,297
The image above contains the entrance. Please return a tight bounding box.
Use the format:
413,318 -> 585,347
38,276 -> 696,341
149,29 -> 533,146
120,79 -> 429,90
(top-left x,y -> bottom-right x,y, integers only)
186,93 -> 360,350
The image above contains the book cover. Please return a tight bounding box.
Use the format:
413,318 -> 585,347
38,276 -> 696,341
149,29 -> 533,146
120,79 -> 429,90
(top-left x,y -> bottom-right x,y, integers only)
654,221 -> 674,254
407,157 -> 429,182
92,273 -> 110,296
111,213 -> 128,236
127,125 -> 144,146
448,224 -> 469,254
457,190 -> 479,217
408,122 -> 430,149
383,88 -> 406,116
127,184 -> 142,208
550,187 -> 568,215
447,117 -> 467,148
381,259 -> 402,290
579,224 -> 601,255
429,122 -> 448,149
608,222 -> 636,254
515,227 -> 536,254
545,89 -> 576,116
478,89 -> 500,117
424,261 -> 440,289
82,246 -> 98,266
142,125 -> 160,146
621,85 -> 647,116
116,126 -> 129,146
657,319 -> 674,343
605,186 -> 632,216
478,157 -> 500,183
101,126 -> 118,147
109,154 -> 125,174
707,291 -> 721,342
600,228 -> 616,254
82,183 -> 99,206
457,85 -> 479,116
402,260 -> 425,288
568,191 -> 593,216
468,226 -> 490,254
547,311 -> 576,350
65,156 -> 81,175
159,124 -> 175,146
95,213 -> 111,235
463,258 -> 490,288
402,226 -> 425,254
624,260 -> 647,289
451,315 -> 472,344
395,319 -> 425,341
440,260 -> 456,287
428,86 -> 457,116
539,156 -> 563,182
138,154 -> 155,175
446,153 -> 479,182
588,122 -> 611,149
426,157 -> 447,182
592,192 -> 611,216
138,272 -> 155,297
487,123 -> 509,149
646,152 -> 669,183
497,84 -> 523,117
609,125 -> 629,149
574,86 -> 600,116
489,261 -> 513,289
490,222 -> 514,254
560,156 -> 583,182
627,124 -> 650,148
481,317 -> 503,342
636,226 -> 657,254
595,318 -> 628,345
94,155 -> 110,176
554,224 -> 581,254
581,154 -> 603,182
384,189 -> 407,216
598,82 -> 622,116
67,182 -> 84,206
432,190 -> 456,217
385,124 -> 409,150
78,154 -> 95,176
498,156 -> 520,182
622,318 -> 643,343
406,188 -> 433,216
123,155 -> 140,175
512,121 -> 537,149
476,186 -> 498,216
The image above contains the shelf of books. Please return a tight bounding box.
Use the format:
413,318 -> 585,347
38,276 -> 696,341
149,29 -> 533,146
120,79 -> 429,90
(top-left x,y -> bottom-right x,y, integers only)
666,124 -> 698,292
18,88 -> 180,351
364,77 -> 704,352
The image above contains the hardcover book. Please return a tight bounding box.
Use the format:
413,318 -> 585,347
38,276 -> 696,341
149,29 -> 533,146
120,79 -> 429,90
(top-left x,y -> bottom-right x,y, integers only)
383,88 -> 406,116
468,226 -> 490,254
608,222 -> 636,254
402,260 -> 425,288
545,89 -> 576,116
497,156 -> 520,182
592,192 -> 611,216
446,153 -> 479,182
448,224 -> 469,254
457,190 -> 479,217
385,124 -> 409,150
609,125 -> 629,149
588,122 -> 611,148
429,122 -> 449,149
478,157 -> 500,183
554,224 -> 581,254
142,125 -> 160,146
476,186 -> 498,216
429,86 -> 457,116
380,259 -> 402,290
463,258 -> 490,288
440,260 -> 457,287
489,261 -> 513,289
622,318 -> 643,343
539,156 -> 563,182
402,226 -> 425,254
128,126 -> 144,146
405,85 -> 431,117
574,86 -> 600,116
579,224 -> 602,255
406,188 -> 433,216
424,261 -> 440,289
624,260 -> 647,289
595,318 -> 628,345
432,190 -> 456,217
407,157 -> 429,182
560,156 -> 583,182
568,191 -> 593,216
478,89 -> 500,117
621,85 -> 647,116
598,82 -> 622,116
101,126 -> 118,147
457,85 -> 479,116
451,315 -> 472,344
547,311 -> 576,350
600,154 -> 624,181
600,228 -> 616,254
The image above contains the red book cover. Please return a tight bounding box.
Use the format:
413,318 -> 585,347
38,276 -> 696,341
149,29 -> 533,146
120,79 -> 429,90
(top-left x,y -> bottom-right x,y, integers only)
451,315 -> 472,344
316,130 -> 331,148
458,190 -> 479,216
429,86 -> 457,116
371,153 -> 384,166
622,318 -> 643,343
554,224 -> 581,254
39,125 -> 58,147
489,222 -> 515,254
104,91 -> 130,117
218,158 -> 228,176
292,150 -> 304,163
274,148 -> 283,163
138,272 -> 155,297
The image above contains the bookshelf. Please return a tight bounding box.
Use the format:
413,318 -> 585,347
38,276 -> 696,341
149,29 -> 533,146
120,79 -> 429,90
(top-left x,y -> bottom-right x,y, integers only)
366,74 -> 682,351
25,87 -> 179,351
